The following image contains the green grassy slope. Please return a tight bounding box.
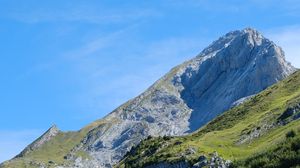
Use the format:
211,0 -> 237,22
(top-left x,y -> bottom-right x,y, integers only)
0,131 -> 86,168
117,70 -> 300,168
231,130 -> 300,168
0,119 -> 112,168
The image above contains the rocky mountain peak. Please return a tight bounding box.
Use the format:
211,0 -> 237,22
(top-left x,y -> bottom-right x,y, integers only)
6,28 -> 296,168
40,124 -> 60,141
200,28 -> 271,57
70,28 -> 295,167
199,28 -> 262,56
48,124 -> 59,133
15,125 -> 60,158
178,28 -> 295,130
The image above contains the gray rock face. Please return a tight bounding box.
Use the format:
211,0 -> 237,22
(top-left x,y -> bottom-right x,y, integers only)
178,28 -> 295,130
66,28 -> 295,168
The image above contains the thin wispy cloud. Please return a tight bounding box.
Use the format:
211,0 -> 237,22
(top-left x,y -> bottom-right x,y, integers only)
251,0 -> 300,8
3,3 -> 160,24
17,19 -> 209,120
167,0 -> 300,17
166,0 -> 248,13
249,0 -> 300,17
64,24 -> 140,60
72,36 -> 209,118
16,23 -> 140,79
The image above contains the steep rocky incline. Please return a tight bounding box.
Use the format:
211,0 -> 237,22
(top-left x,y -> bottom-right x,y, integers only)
1,28 -> 295,168
117,70 -> 300,168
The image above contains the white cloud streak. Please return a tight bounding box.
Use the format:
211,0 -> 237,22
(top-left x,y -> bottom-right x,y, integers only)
71,35 -> 209,118
3,4 -> 160,24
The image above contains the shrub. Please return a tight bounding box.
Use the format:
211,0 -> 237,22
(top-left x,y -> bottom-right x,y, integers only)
286,130 -> 296,138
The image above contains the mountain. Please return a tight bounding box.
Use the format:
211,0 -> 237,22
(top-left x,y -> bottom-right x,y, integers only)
117,70 -> 300,168
0,28 -> 295,168
15,125 -> 60,158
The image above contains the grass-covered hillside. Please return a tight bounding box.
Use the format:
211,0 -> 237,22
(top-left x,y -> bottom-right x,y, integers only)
117,70 -> 300,168
231,129 -> 300,168
0,119 -> 110,168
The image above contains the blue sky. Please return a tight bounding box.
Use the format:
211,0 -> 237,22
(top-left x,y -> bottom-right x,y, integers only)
1,0 -> 300,162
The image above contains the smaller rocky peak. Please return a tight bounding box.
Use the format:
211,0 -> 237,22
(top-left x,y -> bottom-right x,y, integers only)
33,124 -> 60,147
15,124 -> 60,158
47,124 -> 60,135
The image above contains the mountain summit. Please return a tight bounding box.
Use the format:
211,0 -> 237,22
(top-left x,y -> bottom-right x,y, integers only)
182,28 -> 295,130
0,28 -> 295,168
